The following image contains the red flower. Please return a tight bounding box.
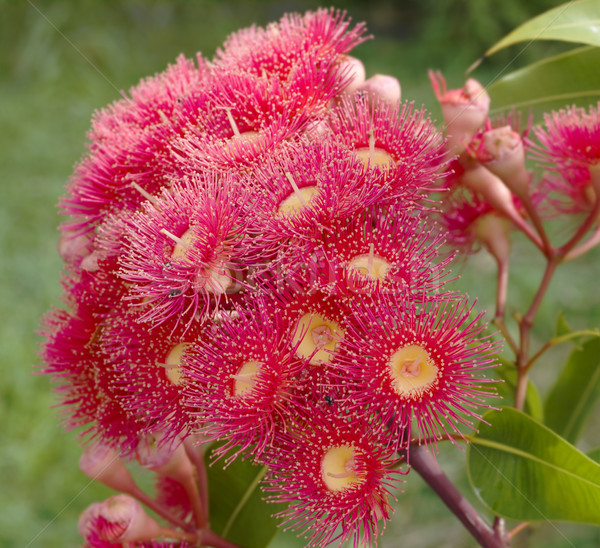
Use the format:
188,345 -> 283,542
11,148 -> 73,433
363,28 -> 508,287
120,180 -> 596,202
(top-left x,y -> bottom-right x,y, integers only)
335,291 -> 500,451
182,298 -> 310,463
117,173 -> 250,327
262,409 -> 403,547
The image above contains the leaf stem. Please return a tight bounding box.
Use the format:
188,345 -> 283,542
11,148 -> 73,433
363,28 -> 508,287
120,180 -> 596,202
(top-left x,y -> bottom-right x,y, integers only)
409,444 -> 510,548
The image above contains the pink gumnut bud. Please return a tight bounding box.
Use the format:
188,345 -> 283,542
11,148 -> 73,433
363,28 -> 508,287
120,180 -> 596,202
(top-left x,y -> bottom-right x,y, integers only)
80,250 -> 100,272
475,126 -> 529,198
460,162 -> 521,223
338,55 -> 366,96
79,441 -> 139,494
78,502 -> 101,539
57,229 -> 93,264
136,433 -> 194,486
95,494 -> 163,543
472,213 -> 512,265
430,71 -> 490,154
357,74 -> 401,106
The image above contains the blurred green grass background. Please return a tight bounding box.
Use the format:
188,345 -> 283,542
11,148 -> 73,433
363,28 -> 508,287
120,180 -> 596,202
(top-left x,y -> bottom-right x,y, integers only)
1,1 -> 599,546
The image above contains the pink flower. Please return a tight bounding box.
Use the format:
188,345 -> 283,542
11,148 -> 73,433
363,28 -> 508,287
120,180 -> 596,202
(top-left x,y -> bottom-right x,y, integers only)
262,409 -> 403,547
117,173 -> 250,327
213,8 -> 369,83
182,298 -> 310,463
335,291 -> 500,450
288,204 -> 453,298
61,55 -> 211,234
40,304 -> 141,449
531,103 -> 600,212
326,95 -> 447,202
99,308 -> 206,441
245,136 -> 387,258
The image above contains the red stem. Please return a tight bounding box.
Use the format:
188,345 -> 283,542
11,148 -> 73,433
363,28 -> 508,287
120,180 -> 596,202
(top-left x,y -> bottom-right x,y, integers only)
184,437 -> 210,522
514,259 -> 558,410
130,485 -> 193,532
409,444 -> 509,548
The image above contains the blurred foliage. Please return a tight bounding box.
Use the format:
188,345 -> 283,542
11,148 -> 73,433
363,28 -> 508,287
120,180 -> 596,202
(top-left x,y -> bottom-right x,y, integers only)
1,1 -> 599,547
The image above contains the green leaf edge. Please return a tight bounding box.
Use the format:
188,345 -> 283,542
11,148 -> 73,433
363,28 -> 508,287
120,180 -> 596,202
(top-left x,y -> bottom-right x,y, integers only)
559,353 -> 600,442
221,465 -> 269,538
484,0 -> 600,58
466,407 -> 600,522
488,46 -> 600,114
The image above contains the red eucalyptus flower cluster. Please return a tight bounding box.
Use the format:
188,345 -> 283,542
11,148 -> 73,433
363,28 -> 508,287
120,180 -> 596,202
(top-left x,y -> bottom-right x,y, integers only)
41,9 -> 502,548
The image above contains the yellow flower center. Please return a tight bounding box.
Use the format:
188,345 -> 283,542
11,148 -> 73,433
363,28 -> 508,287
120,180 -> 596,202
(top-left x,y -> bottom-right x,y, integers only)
321,445 -> 365,492
355,147 -> 395,169
347,253 -> 390,280
388,344 -> 438,397
162,343 -> 188,386
231,360 -> 262,397
292,313 -> 344,364
277,185 -> 318,217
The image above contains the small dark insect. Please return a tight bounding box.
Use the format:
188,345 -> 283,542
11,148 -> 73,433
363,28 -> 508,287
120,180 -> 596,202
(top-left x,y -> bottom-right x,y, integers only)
324,395 -> 335,407
169,289 -> 182,298
163,261 -> 172,270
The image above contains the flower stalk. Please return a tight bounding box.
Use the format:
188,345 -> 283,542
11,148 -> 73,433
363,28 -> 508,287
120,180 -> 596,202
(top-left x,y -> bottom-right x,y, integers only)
409,444 -> 509,548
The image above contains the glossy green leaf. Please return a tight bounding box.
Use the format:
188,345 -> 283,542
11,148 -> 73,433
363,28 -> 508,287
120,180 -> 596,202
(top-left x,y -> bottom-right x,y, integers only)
589,448 -> 600,464
493,358 -> 543,421
487,46 -> 600,120
467,407 -> 600,523
206,449 -> 282,548
483,0 -> 600,59
544,338 -> 600,444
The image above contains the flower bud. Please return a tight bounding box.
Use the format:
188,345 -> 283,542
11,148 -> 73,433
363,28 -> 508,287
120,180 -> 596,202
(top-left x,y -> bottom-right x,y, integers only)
77,502 -> 101,539
79,441 -> 138,494
95,494 -> 162,543
430,71 -> 490,153
57,229 -> 93,264
472,213 -> 512,265
136,432 -> 195,486
357,74 -> 401,106
473,126 -> 529,198
461,162 -> 516,219
338,55 -> 366,96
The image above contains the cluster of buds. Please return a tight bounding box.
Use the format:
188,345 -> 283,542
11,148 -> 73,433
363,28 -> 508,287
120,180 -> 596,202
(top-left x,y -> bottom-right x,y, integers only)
41,9 -> 501,548
430,72 -> 600,277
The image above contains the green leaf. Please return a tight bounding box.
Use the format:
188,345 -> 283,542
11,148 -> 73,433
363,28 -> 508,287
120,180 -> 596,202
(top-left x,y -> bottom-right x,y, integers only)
544,338 -> 600,444
482,0 -> 600,59
487,46 -> 600,120
589,448 -> 600,464
493,358 -> 543,421
467,407 -> 600,523
206,449 -> 282,548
